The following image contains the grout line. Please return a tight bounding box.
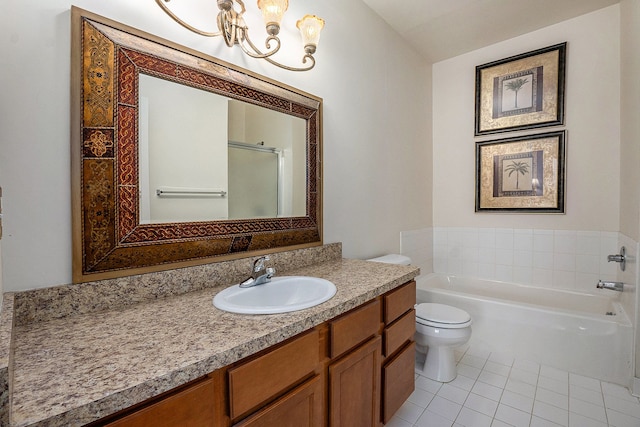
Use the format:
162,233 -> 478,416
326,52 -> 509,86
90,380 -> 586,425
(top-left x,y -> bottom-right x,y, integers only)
406,345 -> 640,427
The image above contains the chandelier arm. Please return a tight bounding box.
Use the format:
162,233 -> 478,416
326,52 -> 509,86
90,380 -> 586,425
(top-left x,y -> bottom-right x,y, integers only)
240,33 -> 316,71
218,11 -> 237,47
235,0 -> 247,15
239,32 -> 281,59
263,53 -> 316,72
155,0 -> 222,37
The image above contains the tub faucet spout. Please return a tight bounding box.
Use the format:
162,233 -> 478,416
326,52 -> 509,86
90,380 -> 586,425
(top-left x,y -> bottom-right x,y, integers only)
596,280 -> 624,292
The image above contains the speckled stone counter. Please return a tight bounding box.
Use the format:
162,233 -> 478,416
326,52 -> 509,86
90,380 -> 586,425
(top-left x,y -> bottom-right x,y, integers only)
0,294 -> 13,426
5,245 -> 419,427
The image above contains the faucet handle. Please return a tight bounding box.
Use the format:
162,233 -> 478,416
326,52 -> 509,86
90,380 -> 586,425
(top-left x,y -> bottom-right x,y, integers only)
606,246 -> 626,272
253,255 -> 270,272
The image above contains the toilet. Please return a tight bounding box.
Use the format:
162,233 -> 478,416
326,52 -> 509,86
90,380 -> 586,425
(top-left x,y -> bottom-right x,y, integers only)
414,302 -> 472,382
368,254 -> 472,382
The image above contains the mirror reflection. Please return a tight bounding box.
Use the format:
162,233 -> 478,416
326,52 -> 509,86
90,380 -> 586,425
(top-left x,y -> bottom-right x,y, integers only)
138,74 -> 307,224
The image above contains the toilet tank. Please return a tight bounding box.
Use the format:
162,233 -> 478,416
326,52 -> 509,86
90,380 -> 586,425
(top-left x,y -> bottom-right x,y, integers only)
367,254 -> 412,265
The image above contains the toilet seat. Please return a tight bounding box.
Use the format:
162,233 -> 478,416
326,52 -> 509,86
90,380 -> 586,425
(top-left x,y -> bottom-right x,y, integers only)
416,303 -> 472,329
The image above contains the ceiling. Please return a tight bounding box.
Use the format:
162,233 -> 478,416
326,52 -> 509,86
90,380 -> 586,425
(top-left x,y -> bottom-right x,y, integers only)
361,0 -> 619,62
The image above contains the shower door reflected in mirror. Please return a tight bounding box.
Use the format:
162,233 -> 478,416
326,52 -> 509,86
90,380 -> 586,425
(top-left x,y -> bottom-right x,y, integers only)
228,143 -> 279,219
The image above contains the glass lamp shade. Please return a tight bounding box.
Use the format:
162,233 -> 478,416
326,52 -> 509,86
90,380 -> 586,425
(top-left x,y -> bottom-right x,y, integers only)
297,15 -> 325,53
257,0 -> 289,26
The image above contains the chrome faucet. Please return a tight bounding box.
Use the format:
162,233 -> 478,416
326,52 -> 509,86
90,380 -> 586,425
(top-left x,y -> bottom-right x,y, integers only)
239,256 -> 276,288
597,280 -> 624,292
607,246 -> 626,271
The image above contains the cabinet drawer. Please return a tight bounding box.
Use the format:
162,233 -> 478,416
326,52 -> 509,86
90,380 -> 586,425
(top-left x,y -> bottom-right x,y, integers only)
330,300 -> 380,359
382,341 -> 416,424
383,309 -> 415,357
104,377 -> 215,427
229,329 -> 319,420
233,375 -> 324,427
383,281 -> 416,324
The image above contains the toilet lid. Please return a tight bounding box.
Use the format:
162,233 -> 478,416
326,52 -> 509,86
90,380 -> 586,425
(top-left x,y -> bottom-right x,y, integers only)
416,303 -> 471,328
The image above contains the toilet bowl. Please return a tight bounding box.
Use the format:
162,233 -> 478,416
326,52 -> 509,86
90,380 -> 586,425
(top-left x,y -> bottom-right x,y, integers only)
366,254 -> 472,383
415,303 -> 472,382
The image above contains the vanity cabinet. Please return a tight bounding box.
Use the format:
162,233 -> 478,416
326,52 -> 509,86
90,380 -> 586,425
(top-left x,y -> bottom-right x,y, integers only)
88,281 -> 416,427
381,281 -> 416,424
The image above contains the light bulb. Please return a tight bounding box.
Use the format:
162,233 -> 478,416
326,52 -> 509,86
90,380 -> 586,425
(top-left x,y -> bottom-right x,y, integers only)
297,15 -> 325,54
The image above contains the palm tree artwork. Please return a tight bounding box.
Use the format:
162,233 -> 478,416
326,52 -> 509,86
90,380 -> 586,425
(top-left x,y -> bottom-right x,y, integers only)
504,77 -> 529,109
504,160 -> 530,190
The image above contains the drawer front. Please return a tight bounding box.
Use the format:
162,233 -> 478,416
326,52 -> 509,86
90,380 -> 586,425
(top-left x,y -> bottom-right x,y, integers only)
382,341 -> 416,424
233,375 -> 324,427
105,378 -> 215,427
383,309 -> 415,357
229,329 -> 319,420
383,281 -> 416,324
330,300 -> 381,359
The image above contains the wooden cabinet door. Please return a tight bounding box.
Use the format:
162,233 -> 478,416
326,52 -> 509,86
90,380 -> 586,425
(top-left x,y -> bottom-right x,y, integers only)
233,375 -> 324,427
328,336 -> 381,427
104,378 -> 215,427
382,341 -> 416,424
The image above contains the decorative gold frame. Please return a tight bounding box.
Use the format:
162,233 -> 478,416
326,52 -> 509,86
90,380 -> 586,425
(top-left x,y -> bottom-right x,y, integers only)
475,43 -> 566,136
476,131 -> 566,213
71,7 -> 322,282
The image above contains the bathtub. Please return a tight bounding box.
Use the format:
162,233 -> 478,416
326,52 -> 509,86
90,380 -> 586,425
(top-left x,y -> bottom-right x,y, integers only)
416,274 -> 633,386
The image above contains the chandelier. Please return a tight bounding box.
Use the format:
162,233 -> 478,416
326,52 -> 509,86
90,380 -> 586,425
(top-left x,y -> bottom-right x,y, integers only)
155,0 -> 325,71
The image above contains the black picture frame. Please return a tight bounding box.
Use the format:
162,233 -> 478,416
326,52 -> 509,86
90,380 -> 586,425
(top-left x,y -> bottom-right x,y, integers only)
476,131 -> 566,213
475,43 -> 566,136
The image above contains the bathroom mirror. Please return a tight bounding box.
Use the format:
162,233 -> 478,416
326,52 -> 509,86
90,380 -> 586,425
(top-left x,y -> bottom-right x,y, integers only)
71,7 -> 322,282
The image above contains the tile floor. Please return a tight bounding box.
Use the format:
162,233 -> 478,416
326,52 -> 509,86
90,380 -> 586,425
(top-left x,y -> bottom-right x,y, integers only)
385,345 -> 640,427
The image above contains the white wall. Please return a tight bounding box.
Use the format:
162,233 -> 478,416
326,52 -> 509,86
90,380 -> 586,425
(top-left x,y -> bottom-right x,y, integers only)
432,5 -> 620,232
618,0 -> 640,387
620,0 -> 640,242
0,0 -> 431,291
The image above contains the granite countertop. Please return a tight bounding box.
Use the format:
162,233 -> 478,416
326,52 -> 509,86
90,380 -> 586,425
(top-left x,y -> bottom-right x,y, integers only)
8,258 -> 418,427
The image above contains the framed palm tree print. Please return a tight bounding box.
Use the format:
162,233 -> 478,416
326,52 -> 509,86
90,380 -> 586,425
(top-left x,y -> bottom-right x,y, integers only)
476,131 -> 566,213
475,43 -> 566,135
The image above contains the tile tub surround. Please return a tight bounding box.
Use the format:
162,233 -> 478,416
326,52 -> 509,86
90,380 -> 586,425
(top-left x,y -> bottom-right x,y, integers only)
4,256 -> 419,426
433,228 -> 625,291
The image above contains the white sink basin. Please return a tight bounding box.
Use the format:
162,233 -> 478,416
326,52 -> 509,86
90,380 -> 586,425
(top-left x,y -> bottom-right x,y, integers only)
213,276 -> 337,314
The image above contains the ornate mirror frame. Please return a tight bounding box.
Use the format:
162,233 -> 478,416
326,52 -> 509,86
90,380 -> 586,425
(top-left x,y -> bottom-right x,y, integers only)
71,7 -> 322,283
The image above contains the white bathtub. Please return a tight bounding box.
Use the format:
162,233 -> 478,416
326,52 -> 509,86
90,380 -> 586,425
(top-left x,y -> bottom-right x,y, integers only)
416,274 -> 633,385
